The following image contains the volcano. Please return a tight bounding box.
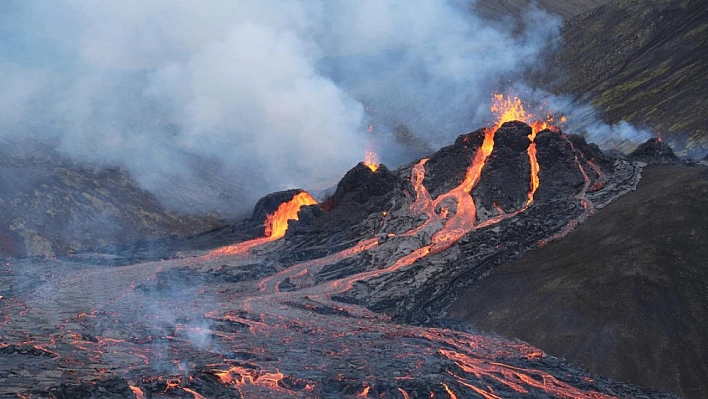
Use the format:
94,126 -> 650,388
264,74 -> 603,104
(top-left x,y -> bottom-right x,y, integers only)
2,102 -> 692,398
628,138 -> 680,164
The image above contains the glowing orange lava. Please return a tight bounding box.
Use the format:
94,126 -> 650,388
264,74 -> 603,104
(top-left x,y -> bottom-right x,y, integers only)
182,387 -> 209,399
491,93 -> 528,129
440,348 -> 616,399
491,93 -> 566,206
357,386 -> 371,397
129,385 -> 145,399
442,382 -> 458,399
265,192 -> 318,239
364,148 -> 380,172
210,191 -> 318,256
364,121 -> 380,172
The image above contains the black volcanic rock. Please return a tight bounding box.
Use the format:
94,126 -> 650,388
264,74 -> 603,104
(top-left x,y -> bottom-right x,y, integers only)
49,378 -> 134,399
629,138 -> 679,164
472,122 -> 532,217
250,189 -> 311,223
286,163 -> 405,253
329,163 -> 399,208
493,121 -> 533,152
532,130 -> 587,202
566,134 -> 614,169
423,128 -> 486,198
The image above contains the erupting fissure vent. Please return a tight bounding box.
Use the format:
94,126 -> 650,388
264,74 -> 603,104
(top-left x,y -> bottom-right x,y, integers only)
363,93 -> 568,270
215,93 -> 568,275
364,148 -> 380,173
491,93 -> 565,206
363,122 -> 380,172
211,191 -> 317,256
264,192 -> 318,239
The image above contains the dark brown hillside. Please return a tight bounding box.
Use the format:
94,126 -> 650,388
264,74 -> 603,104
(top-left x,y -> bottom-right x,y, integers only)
448,164 -> 708,399
533,0 -> 708,157
475,0 -> 612,19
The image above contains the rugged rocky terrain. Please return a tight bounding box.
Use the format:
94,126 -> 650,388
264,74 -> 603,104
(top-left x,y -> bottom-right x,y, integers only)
532,0 -> 708,157
0,117 -> 682,398
0,141 -> 221,258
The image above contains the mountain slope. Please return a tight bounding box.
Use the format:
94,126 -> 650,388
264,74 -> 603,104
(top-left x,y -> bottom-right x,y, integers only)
448,164 -> 708,399
475,0 -> 612,19
533,0 -> 708,156
0,141 -> 220,257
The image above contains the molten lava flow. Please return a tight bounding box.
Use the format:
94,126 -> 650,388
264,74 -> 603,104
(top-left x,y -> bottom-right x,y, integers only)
440,349 -> 616,399
426,127 -> 496,255
491,94 -> 567,207
265,192 -> 318,239
209,236 -> 275,257
128,385 -> 145,399
211,365 -> 293,397
405,158 -> 435,230
442,382 -> 458,399
526,131 -> 540,207
182,387 -> 209,399
211,191 -> 318,256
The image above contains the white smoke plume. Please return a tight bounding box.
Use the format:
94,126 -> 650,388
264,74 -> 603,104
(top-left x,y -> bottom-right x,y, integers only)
504,84 -> 653,150
0,0 -> 561,214
544,94 -> 652,150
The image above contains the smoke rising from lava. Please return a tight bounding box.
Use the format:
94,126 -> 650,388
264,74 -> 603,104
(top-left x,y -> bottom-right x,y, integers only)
0,0 -> 561,214
504,85 -> 653,150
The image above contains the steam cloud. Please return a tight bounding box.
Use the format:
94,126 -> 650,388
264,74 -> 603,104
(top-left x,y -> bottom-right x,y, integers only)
540,91 -> 652,149
0,0 -> 562,214
502,84 -> 653,151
